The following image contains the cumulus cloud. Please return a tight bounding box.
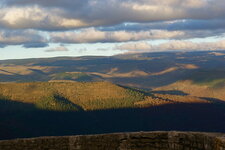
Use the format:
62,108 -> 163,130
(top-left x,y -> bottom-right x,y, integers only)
1,0 -> 225,50
0,30 -> 48,48
50,28 -> 186,43
1,0 -> 225,30
117,42 -> 152,51
116,40 -> 225,52
50,28 -> 225,43
23,43 -> 49,48
3,0 -> 87,10
0,6 -> 88,30
99,20 -> 225,32
45,45 -> 69,52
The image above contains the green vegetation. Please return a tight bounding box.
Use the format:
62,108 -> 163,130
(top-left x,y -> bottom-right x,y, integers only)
52,72 -> 92,81
0,82 -> 145,111
35,94 -> 82,111
126,88 -> 145,99
83,98 -> 136,110
0,94 -> 7,100
82,90 -> 145,110
0,94 -> 35,112
195,78 -> 225,88
189,70 -> 225,88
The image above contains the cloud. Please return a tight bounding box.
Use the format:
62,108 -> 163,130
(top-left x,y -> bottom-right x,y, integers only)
50,28 -> 225,43
1,0 -> 225,30
76,48 -> 87,53
0,6 -> 88,31
3,0 -> 87,10
167,19 -> 225,31
117,42 -> 152,51
116,40 -> 225,52
97,48 -> 110,51
0,44 -> 6,48
0,30 -> 48,48
50,28 -> 184,43
23,43 -> 49,48
0,28 -> 222,48
99,20 -> 225,32
45,45 -> 69,52
1,0 -> 225,50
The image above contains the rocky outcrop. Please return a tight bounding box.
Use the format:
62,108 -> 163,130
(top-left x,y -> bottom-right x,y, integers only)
0,131 -> 225,150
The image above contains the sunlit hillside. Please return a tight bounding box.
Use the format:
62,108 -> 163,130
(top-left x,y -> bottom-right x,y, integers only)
1,51 -> 225,90
0,82 -> 145,111
154,80 -> 225,101
0,81 -> 217,112
0,51 -> 225,140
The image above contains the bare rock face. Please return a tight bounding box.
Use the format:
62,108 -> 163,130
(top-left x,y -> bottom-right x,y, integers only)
0,131 -> 225,150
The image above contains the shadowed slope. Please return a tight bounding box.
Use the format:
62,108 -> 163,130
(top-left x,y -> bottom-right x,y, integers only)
0,102 -> 225,140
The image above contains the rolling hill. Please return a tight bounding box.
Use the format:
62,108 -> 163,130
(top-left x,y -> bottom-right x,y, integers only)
1,51 -> 225,89
0,81 -> 213,112
0,51 -> 225,140
0,82 -> 145,111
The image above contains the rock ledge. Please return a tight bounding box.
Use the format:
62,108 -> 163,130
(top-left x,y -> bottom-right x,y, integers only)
0,131 -> 225,150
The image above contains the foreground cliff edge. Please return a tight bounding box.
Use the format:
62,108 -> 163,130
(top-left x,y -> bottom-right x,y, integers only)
0,131 -> 225,150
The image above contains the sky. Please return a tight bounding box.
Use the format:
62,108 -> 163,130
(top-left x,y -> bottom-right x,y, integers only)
0,0 -> 225,60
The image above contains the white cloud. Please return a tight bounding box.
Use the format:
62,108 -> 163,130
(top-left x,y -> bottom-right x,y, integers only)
0,6 -> 88,30
1,0 -> 225,30
116,40 -> 225,52
115,42 -> 152,51
50,28 -> 187,43
1,0 -> 225,49
0,30 -> 47,47
50,28 -> 225,43
45,45 -> 69,52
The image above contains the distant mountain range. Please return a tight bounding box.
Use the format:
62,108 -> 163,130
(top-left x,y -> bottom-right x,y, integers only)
1,51 -> 225,100
0,51 -> 225,140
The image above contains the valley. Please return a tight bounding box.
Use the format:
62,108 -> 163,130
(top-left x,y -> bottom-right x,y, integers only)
0,51 -> 225,140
